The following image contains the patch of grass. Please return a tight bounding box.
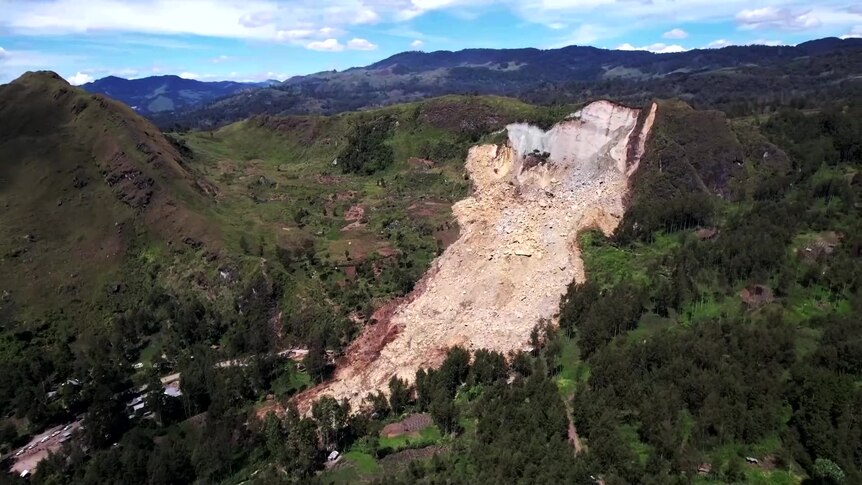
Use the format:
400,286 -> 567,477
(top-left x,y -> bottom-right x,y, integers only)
785,284 -> 848,325
379,424 -> 442,451
580,230 -> 682,290
344,451 -> 379,474
679,294 -> 739,325
744,469 -> 801,485
554,337 -> 588,397
619,423 -> 651,466
271,363 -> 311,399
626,313 -> 674,343
319,451 -> 380,485
750,435 -> 783,456
138,339 -> 161,365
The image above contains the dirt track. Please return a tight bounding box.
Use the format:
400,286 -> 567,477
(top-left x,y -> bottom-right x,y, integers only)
297,101 -> 657,411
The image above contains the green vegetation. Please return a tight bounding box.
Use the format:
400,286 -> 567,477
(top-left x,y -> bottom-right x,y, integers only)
555,102 -> 862,484
338,115 -> 396,175
3,69 -> 862,485
378,425 -> 441,450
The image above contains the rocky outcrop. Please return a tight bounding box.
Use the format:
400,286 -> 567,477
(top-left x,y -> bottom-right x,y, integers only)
298,100 -> 658,411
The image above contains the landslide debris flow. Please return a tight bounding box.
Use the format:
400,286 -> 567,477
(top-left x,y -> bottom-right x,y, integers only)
299,100 -> 657,410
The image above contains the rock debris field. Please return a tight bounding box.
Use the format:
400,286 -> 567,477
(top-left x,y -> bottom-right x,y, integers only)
298,100 -> 657,411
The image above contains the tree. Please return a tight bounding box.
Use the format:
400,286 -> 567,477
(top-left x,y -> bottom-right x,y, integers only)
82,385 -> 129,449
438,346 -> 470,396
191,420 -> 236,482
303,344 -> 329,384
430,395 -> 459,435
285,410 -> 322,478
338,116 -> 395,175
813,458 -> 845,484
469,349 -> 507,386
388,376 -> 412,416
365,391 -> 389,417
147,434 -> 194,485
415,368 -> 432,411
312,396 -> 350,450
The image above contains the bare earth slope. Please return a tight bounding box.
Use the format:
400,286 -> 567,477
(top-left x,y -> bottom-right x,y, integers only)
299,100 -> 657,410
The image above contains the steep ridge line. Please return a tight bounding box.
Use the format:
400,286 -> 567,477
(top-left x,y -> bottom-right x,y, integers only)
296,100 -> 658,412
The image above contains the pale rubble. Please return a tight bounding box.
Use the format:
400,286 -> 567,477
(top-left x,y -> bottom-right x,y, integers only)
298,100 -> 658,411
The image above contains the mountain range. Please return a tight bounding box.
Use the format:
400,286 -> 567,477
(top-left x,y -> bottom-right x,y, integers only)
81,75 -> 279,115
78,37 -> 862,130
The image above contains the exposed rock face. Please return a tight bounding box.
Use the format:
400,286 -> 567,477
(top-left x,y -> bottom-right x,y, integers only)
298,100 -> 658,411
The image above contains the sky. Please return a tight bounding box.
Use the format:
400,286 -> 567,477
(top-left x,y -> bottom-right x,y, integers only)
0,0 -> 860,85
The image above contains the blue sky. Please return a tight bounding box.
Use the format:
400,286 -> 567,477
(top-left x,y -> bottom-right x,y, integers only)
0,0 -> 860,85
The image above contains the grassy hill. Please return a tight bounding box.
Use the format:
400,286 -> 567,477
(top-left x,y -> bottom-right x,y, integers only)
0,71 -> 218,320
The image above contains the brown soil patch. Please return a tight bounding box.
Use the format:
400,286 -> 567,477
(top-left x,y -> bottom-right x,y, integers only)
798,231 -> 843,261
407,200 -> 448,219
434,226 -> 460,250
340,221 -> 367,232
381,413 -> 433,438
418,97 -> 511,132
315,174 -> 348,185
329,190 -> 359,202
408,157 -> 434,170
344,204 -> 366,222
376,246 -> 399,258
740,284 -> 774,309
343,265 -> 357,280
379,445 -> 446,469
696,227 -> 718,240
251,115 -> 326,146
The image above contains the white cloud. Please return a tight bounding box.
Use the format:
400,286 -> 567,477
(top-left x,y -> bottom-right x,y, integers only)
551,23 -> 615,47
410,39 -> 424,49
842,25 -> 862,39
0,0 -> 860,79
751,39 -> 784,46
304,36 -> 377,52
306,38 -> 344,52
0,47 -> 6,59
705,39 -> 732,49
617,42 -> 686,53
736,6 -> 821,31
67,71 -> 94,85
662,28 -> 688,40
0,0 -> 391,42
211,55 -> 232,63
179,71 -> 200,79
275,29 -> 315,41
347,37 -> 377,50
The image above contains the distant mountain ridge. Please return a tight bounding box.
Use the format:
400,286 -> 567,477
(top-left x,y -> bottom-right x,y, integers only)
81,74 -> 275,115
79,37 -> 862,129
